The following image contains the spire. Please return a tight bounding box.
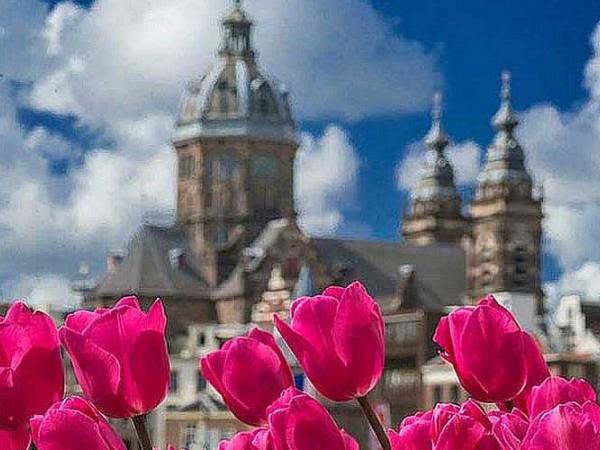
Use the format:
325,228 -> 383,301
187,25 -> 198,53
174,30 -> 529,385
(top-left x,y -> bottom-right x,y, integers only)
424,92 -> 450,152
492,70 -> 519,132
475,70 -> 531,199
220,0 -> 254,59
411,92 -> 458,202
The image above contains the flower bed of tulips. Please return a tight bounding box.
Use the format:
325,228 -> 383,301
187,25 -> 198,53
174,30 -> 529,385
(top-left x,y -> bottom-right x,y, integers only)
0,282 -> 599,449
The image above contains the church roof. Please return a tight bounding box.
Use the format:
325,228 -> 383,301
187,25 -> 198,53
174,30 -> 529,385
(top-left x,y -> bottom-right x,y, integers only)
173,2 -> 296,144
310,238 -> 466,313
90,225 -> 212,299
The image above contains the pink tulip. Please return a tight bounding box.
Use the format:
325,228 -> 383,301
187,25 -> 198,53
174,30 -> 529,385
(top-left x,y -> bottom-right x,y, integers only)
201,328 -> 293,426
60,296 -> 170,418
433,296 -> 547,403
488,409 -> 529,450
267,388 -> 359,450
0,302 -> 64,430
521,401 -> 600,450
527,376 -> 596,418
390,401 -> 507,450
30,396 -> 127,450
218,429 -> 273,450
389,410 -> 433,450
274,282 -> 384,401
0,427 -> 30,450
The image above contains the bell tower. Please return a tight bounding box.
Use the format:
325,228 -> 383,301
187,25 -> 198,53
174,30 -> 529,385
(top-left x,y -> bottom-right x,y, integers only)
469,72 -> 543,324
172,0 -> 298,284
402,93 -> 467,245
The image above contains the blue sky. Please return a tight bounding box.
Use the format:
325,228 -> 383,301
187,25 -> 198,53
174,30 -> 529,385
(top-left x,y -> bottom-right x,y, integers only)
2,0 -> 600,304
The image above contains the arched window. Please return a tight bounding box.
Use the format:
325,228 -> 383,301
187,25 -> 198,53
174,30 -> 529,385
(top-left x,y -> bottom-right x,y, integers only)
513,245 -> 528,286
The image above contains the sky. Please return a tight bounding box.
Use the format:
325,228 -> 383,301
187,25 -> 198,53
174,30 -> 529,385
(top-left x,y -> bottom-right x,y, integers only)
1,0 -> 600,307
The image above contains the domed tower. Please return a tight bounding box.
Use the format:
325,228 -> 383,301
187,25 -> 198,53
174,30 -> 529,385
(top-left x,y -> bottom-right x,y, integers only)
173,0 -> 298,284
469,72 -> 543,325
402,93 -> 467,245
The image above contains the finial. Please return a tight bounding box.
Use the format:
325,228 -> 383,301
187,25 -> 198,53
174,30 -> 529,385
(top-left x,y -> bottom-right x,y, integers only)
425,91 -> 449,151
432,91 -> 443,123
501,70 -> 511,102
492,70 -> 519,131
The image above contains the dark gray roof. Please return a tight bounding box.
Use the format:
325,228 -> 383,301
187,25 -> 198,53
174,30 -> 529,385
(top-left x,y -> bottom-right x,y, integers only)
91,225 -> 212,299
310,238 -> 466,313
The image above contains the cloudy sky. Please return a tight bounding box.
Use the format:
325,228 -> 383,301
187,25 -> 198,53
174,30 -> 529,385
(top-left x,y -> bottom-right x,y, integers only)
1,0 -> 600,307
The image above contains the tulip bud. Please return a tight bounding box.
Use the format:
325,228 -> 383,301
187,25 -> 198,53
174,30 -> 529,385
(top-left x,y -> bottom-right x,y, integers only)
433,296 -> 548,403
60,296 -> 170,418
267,388 -> 359,450
527,376 -> 596,418
0,302 -> 64,430
201,328 -> 293,426
30,396 -> 127,450
274,281 -> 385,401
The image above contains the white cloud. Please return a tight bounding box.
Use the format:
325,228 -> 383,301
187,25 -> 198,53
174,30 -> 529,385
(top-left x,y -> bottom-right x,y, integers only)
2,274 -> 81,308
29,0 -> 440,123
546,262 -> 600,306
295,126 -> 360,235
396,140 -> 481,191
517,22 -> 600,301
43,2 -> 82,56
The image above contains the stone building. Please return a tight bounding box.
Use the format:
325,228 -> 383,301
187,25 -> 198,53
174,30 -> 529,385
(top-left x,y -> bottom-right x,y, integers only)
80,1 -> 557,449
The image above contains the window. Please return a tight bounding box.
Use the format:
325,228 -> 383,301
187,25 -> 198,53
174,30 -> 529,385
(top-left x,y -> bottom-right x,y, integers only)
432,386 -> 442,405
217,81 -> 230,113
184,424 -> 198,448
251,156 -> 278,178
197,331 -> 206,347
384,368 -> 417,390
179,155 -> 193,179
208,154 -> 238,181
197,371 -> 207,391
215,224 -> 228,245
169,371 -> 179,393
450,385 -> 460,403
513,246 -> 528,286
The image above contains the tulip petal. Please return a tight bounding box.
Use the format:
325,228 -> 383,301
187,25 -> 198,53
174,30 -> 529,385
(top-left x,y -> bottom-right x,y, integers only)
125,330 -> 170,414
59,327 -> 128,418
248,327 -> 293,385
13,347 -> 64,421
64,311 -> 99,334
143,299 -> 167,333
113,296 -> 141,310
333,282 -> 384,396
0,426 -> 30,450
221,339 -> 288,425
274,314 -> 353,401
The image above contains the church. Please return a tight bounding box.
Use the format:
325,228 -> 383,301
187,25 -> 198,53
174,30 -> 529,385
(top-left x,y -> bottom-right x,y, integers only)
79,1 -> 550,448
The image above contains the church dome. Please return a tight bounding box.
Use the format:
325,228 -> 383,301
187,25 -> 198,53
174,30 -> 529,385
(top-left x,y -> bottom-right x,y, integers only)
174,1 -> 296,143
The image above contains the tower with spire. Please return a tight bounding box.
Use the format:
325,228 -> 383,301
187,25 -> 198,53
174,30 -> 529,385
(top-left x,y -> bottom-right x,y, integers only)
469,72 -> 543,320
172,0 -> 298,284
402,93 -> 467,245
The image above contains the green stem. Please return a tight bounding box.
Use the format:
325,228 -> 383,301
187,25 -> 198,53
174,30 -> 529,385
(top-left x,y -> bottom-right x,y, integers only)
357,396 -> 391,450
131,414 -> 153,450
